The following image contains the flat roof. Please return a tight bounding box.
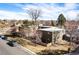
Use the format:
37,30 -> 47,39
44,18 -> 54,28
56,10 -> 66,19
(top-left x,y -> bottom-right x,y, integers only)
38,27 -> 64,32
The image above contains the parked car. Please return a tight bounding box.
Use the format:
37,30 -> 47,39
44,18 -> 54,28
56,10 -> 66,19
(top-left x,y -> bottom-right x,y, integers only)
0,35 -> 7,40
7,40 -> 16,47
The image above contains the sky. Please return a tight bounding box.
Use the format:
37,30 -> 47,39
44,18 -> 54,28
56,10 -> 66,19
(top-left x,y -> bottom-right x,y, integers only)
0,3 -> 79,20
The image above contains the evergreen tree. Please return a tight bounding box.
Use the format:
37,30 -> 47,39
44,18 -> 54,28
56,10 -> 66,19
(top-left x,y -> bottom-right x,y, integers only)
57,14 -> 66,28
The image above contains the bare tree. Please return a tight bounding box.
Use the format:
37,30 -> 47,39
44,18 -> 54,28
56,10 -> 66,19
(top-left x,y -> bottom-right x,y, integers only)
27,8 -> 42,25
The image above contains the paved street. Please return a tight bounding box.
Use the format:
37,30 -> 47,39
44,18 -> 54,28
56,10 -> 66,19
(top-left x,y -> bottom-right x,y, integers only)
67,46 -> 79,55
0,39 -> 33,55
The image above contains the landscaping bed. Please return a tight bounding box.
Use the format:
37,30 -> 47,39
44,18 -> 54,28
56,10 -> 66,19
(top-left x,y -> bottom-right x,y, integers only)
6,36 -> 76,55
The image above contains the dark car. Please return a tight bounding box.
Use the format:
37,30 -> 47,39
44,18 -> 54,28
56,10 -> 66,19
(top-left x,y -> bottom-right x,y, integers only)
7,40 -> 16,47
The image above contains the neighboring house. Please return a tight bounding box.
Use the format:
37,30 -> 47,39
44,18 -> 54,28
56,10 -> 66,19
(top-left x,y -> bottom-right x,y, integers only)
64,20 -> 79,31
64,20 -> 79,44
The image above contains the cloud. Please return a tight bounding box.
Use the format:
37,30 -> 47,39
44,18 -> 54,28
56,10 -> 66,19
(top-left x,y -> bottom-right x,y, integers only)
65,3 -> 76,10
0,3 -> 79,20
64,10 -> 79,20
0,10 -> 28,20
22,3 -> 79,20
22,3 -> 61,20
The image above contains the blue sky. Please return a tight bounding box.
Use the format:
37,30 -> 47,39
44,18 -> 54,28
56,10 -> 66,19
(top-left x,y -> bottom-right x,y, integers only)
0,3 -> 79,20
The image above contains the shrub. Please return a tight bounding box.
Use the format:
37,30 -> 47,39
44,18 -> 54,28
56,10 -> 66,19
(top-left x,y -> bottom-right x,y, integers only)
15,38 -> 27,46
37,49 -> 69,55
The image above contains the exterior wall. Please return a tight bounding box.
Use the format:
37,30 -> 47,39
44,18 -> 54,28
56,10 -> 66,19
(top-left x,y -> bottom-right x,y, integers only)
41,31 -> 52,43
36,29 -> 65,46
58,30 -> 65,40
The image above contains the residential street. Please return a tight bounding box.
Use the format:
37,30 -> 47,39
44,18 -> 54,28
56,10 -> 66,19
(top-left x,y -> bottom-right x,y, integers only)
0,39 -> 33,55
67,46 -> 79,55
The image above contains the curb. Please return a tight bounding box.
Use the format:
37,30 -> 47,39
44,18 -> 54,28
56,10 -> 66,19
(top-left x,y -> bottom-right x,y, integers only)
15,43 -> 36,55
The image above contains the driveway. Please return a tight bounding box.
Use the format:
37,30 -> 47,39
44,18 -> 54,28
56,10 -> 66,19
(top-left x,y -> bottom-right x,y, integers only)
0,39 -> 34,55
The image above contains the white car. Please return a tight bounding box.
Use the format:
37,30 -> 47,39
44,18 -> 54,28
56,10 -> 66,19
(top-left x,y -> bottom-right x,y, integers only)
0,35 -> 7,40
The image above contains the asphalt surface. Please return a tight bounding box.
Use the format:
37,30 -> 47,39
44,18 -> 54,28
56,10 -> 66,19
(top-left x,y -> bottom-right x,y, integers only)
0,39 -> 32,55
67,46 -> 79,55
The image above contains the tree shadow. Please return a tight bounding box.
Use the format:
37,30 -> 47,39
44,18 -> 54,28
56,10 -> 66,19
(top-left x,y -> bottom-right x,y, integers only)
4,34 -> 21,38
